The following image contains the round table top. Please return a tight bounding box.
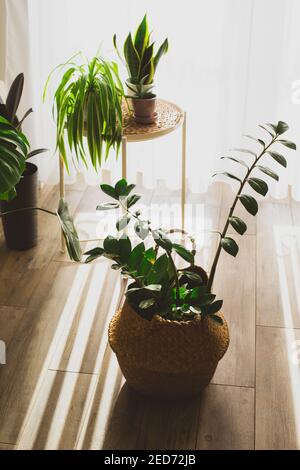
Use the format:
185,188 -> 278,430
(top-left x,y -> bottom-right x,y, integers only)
122,99 -> 184,142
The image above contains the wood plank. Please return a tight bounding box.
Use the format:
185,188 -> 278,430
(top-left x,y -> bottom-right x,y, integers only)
257,202 -> 300,328
0,306 -> 26,347
50,263 -> 125,373
0,443 -> 14,450
212,235 -> 256,387
17,370 -> 98,450
255,326 -> 300,449
0,261 -> 93,444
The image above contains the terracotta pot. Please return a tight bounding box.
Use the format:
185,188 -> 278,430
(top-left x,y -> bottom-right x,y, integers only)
131,96 -> 157,125
109,301 -> 230,399
0,162 -> 38,250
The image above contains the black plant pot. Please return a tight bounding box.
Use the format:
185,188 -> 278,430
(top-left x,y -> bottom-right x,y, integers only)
0,162 -> 38,250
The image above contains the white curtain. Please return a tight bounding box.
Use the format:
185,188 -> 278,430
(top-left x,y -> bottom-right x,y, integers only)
3,0 -> 300,199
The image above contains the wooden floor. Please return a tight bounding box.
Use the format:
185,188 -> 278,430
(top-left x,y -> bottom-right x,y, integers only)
0,177 -> 300,450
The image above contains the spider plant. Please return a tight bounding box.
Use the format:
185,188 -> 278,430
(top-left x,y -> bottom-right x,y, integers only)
44,55 -> 125,172
113,14 -> 169,88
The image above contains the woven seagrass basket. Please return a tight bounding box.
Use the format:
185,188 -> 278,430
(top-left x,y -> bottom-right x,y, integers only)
109,301 -> 230,398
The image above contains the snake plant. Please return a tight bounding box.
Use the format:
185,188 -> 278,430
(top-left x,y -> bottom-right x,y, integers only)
113,14 -> 169,86
44,55 -> 125,172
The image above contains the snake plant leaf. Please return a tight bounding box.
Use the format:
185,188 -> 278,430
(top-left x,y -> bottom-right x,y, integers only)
84,247 -> 105,264
140,43 -> 155,78
213,172 -> 242,184
5,73 -> 24,122
221,237 -> 239,257
210,314 -> 224,325
134,14 -> 149,58
229,216 -> 247,235
201,299 -> 223,316
142,58 -> 155,84
256,165 -> 279,181
276,121 -> 289,135
230,148 -> 257,158
153,38 -> 169,71
220,156 -> 249,170
276,139 -> 296,150
267,151 -> 287,168
172,244 -> 194,264
57,199 -> 82,262
247,177 -> 268,196
238,194 -> 258,216
124,33 -> 140,80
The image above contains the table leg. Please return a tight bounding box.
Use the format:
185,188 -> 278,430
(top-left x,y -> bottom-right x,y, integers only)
181,112 -> 187,232
122,137 -> 127,181
59,154 -> 66,253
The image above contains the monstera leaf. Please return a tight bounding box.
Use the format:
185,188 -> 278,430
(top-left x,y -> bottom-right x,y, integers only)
57,199 -> 82,262
0,116 -> 28,200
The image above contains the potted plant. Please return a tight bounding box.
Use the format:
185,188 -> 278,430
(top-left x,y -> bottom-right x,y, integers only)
113,14 -> 168,124
0,116 -> 81,261
72,120 -> 295,399
0,73 -> 47,250
44,55 -> 125,171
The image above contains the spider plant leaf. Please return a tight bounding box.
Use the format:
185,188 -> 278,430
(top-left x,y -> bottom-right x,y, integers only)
5,73 -> 24,122
56,198 -> 82,262
220,156 -> 249,170
221,237 -> 239,257
124,33 -> 140,80
153,38 -> 169,71
247,177 -> 268,196
256,165 -> 279,181
229,216 -> 247,235
267,151 -> 287,168
134,14 -> 149,59
276,139 -> 296,150
238,194 -> 258,216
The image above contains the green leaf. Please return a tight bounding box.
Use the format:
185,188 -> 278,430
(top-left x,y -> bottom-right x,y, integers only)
146,254 -> 169,284
201,299 -> 223,315
276,139 -> 296,150
180,271 -> 203,283
230,148 -> 257,158
210,314 -> 224,325
139,298 -> 156,309
124,33 -> 140,80
172,244 -> 194,264
265,122 -> 278,134
258,124 -> 275,138
267,151 -> 287,168
247,177 -> 268,196
145,284 -> 162,293
100,184 -> 118,200
244,135 -> 265,147
127,194 -> 141,208
229,216 -> 247,235
153,38 -> 169,71
119,235 -> 132,263
221,237 -> 239,257
276,121 -> 289,135
84,247 -> 105,263
220,156 -> 249,170
96,202 -> 119,211
128,242 -> 146,271
152,230 -> 173,251
115,179 -> 128,197
5,73 -> 24,122
238,194 -> 258,216
256,165 -> 279,181
134,14 -> 149,58
198,293 -> 216,306
103,236 -> 119,255
134,220 -> 150,240
213,172 -> 242,184
116,215 -> 131,231
57,199 -> 82,262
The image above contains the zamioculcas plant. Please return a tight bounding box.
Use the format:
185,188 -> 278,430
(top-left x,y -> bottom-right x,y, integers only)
207,120 -> 296,290
113,14 -> 169,88
44,55 -> 125,172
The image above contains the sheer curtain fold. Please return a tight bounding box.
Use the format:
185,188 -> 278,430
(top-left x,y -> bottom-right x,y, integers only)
3,0 -> 300,199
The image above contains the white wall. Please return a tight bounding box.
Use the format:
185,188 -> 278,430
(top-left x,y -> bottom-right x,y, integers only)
0,0 -> 6,80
